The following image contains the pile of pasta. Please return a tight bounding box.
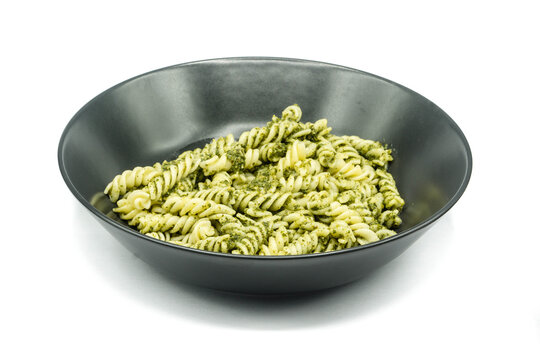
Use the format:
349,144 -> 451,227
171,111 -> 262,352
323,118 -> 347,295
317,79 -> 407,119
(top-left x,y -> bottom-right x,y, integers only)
104,105 -> 405,255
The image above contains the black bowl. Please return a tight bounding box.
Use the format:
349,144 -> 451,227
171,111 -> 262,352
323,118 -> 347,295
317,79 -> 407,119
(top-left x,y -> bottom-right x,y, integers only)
58,57 -> 472,294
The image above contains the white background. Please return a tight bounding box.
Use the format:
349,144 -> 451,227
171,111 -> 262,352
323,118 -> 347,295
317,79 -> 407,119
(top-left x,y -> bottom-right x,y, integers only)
1,1 -> 539,359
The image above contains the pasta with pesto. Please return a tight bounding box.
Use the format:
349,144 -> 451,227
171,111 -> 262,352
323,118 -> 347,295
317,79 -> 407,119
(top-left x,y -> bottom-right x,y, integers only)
104,104 -> 405,255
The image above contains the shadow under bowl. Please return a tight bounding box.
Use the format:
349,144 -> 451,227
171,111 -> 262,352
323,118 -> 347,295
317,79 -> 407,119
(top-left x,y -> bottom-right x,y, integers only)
58,57 -> 472,294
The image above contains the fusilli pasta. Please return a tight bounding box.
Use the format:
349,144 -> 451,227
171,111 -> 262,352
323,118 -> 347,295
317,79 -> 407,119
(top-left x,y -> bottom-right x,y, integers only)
104,104 -> 405,255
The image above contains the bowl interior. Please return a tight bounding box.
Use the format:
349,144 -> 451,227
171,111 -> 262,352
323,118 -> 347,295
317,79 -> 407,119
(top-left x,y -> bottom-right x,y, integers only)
60,58 -> 471,237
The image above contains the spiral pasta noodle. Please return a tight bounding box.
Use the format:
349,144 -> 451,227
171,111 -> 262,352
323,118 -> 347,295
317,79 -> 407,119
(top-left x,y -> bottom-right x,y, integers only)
105,104 -> 405,255
104,164 -> 161,202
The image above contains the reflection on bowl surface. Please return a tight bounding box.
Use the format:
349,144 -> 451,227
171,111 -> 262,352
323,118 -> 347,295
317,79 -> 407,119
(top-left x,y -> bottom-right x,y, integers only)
59,57 -> 472,294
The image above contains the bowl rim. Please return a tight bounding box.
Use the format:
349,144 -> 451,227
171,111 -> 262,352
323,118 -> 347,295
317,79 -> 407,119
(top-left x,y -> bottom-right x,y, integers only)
58,56 -> 473,260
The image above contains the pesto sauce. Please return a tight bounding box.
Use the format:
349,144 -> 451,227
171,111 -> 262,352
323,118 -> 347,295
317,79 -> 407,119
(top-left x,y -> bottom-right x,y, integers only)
105,104 -> 405,256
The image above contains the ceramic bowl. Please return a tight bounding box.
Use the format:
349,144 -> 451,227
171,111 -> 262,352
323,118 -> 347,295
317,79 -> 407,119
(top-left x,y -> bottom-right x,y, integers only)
58,58 -> 472,294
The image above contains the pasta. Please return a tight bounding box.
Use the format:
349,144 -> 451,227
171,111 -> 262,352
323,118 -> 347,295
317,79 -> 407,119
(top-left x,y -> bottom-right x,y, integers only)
104,104 -> 405,255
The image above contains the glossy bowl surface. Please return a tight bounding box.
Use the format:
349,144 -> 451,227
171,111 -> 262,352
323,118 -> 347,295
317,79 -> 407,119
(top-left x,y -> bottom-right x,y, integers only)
58,57 -> 472,294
